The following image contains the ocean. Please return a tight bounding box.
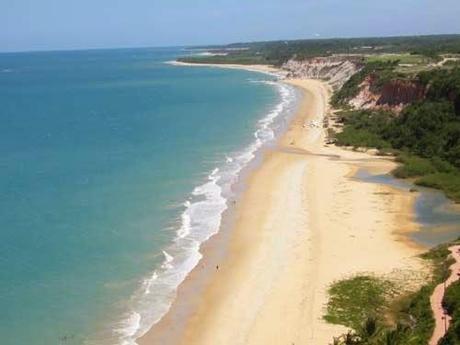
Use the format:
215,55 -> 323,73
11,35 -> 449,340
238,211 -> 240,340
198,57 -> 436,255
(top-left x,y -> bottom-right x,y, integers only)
0,48 -> 298,344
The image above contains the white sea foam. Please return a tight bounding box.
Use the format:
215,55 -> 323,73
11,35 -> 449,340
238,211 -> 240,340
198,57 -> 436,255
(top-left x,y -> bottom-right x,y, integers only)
109,77 -> 299,345
161,251 -> 174,269
176,212 -> 191,238
142,272 -> 158,295
115,312 -> 141,345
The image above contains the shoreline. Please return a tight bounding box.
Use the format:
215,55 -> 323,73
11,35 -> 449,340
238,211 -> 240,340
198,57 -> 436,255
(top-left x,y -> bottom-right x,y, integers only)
132,64 -> 298,344
138,65 -> 427,344
167,61 -> 286,77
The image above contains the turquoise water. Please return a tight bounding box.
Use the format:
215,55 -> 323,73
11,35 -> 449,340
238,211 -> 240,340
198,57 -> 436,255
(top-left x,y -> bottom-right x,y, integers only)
0,48 -> 298,344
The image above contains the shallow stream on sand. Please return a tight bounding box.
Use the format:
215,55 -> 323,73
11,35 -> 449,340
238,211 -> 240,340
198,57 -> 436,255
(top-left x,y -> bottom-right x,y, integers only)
356,170 -> 460,247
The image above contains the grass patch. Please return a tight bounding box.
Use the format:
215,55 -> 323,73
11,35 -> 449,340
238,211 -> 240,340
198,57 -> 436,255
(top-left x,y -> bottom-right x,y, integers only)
365,54 -> 437,74
324,275 -> 395,329
366,53 -> 434,65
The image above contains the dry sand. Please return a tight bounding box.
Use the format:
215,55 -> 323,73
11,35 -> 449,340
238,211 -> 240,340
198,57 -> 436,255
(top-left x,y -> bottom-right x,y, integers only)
168,61 -> 284,76
139,76 -> 427,345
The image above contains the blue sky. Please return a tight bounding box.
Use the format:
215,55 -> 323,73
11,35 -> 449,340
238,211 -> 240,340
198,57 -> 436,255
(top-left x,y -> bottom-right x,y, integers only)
2,0 -> 460,52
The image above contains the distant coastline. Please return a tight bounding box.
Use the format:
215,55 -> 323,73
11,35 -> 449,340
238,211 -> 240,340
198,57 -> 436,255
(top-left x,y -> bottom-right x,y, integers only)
166,60 -> 285,77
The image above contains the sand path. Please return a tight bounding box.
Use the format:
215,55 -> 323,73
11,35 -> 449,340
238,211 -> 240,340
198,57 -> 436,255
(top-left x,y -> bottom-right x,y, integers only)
429,245 -> 460,345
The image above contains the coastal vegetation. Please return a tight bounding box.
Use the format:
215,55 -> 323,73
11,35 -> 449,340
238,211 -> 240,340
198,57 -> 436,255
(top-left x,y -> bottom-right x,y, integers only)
324,275 -> 396,329
327,240 -> 460,345
365,53 -> 437,65
332,68 -> 460,201
441,280 -> 460,344
179,34 -> 460,66
177,54 -> 271,65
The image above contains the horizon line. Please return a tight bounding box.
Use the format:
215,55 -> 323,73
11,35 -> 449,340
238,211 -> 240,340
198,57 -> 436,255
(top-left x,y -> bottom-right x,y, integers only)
1,32 -> 460,55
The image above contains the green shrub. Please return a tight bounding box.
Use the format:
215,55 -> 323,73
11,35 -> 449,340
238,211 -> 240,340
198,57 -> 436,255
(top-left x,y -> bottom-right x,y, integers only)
392,155 -> 437,178
431,157 -> 457,173
440,274 -> 460,344
416,173 -> 460,202
335,128 -> 391,149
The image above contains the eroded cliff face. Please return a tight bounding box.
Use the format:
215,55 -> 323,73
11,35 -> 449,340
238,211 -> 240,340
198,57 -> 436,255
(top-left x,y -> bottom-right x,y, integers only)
282,57 -> 428,112
350,75 -> 426,112
377,79 -> 426,106
282,57 -> 361,90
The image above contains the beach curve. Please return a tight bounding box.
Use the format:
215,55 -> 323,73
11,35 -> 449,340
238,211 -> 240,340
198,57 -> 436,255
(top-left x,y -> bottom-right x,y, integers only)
138,70 -> 427,345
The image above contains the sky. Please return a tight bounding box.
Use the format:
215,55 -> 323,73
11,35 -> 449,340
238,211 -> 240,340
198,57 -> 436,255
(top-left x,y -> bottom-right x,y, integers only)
2,0 -> 460,52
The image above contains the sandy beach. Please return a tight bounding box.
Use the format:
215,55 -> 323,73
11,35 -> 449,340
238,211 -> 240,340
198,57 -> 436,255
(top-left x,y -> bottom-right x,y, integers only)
168,61 -> 285,76
139,73 -> 427,345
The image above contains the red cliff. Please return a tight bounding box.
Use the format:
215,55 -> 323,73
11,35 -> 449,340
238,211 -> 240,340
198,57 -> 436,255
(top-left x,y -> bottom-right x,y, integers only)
350,77 -> 427,112
376,80 -> 426,107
